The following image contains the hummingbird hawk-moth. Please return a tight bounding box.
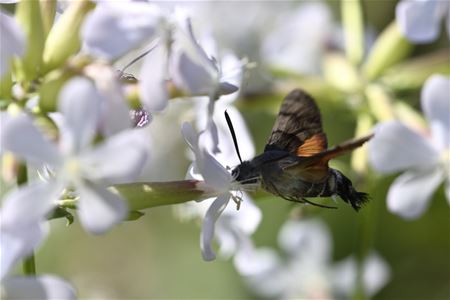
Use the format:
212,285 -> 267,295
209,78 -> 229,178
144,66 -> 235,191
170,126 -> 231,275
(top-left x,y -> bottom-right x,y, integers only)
228,89 -> 372,211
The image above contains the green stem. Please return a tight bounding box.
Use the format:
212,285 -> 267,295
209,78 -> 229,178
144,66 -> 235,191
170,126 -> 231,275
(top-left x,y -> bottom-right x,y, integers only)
114,180 -> 211,211
22,254 -> 37,275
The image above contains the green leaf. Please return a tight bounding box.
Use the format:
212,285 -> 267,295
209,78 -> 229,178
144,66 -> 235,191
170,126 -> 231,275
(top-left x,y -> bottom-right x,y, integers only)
363,21 -> 413,80
380,49 -> 450,91
341,0 -> 365,65
42,0 -> 95,73
323,53 -> 361,93
15,0 -> 45,80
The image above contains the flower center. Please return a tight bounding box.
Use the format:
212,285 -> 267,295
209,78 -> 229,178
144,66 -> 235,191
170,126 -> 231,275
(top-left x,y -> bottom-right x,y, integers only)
63,157 -> 81,179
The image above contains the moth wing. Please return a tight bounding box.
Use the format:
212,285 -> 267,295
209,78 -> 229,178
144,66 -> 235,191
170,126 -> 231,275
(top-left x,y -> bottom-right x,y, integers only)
284,134 -> 374,181
265,89 -> 328,156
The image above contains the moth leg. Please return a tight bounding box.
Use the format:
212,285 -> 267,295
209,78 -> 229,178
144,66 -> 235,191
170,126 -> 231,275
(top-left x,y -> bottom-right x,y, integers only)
301,198 -> 337,209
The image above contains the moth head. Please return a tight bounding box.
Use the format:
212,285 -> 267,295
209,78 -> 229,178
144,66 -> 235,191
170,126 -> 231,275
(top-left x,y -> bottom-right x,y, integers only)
232,161 -> 258,184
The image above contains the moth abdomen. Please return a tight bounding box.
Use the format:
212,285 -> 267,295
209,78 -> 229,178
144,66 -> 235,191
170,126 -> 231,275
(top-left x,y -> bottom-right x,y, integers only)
331,169 -> 369,211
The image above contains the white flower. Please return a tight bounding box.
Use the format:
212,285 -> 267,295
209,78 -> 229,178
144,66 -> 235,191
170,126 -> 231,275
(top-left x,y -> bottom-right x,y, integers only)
0,9 -> 25,77
181,122 -> 259,261
235,219 -> 390,299
262,1 -> 335,75
1,275 -> 76,300
81,2 -> 163,61
1,77 -> 149,234
396,0 -> 450,43
369,75 -> 449,219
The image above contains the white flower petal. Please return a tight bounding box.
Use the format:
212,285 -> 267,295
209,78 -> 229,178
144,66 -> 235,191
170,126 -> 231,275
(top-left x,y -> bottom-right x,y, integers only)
199,148 -> 232,191
278,219 -> 331,263
215,194 -> 261,257
82,2 -> 162,60
262,2 -> 332,75
332,256 -> 357,297
80,130 -> 148,184
2,275 -> 76,300
139,45 -> 168,112
0,222 -> 47,280
77,182 -> 128,235
396,0 -> 446,43
58,77 -> 101,153
2,115 -> 61,166
421,75 -> 450,150
171,50 -> 215,95
0,10 -> 25,77
234,247 -> 287,298
387,168 -> 444,219
363,252 -> 391,297
369,121 -> 439,173
84,64 -> 132,135
200,193 -> 230,261
0,181 -> 62,228
234,246 -> 281,275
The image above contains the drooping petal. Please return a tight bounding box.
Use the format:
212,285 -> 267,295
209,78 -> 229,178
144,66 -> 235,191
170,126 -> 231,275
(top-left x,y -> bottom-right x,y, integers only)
139,45 -> 169,112
2,275 -> 76,300
76,182 -> 128,234
396,0 -> 446,43
199,148 -> 232,191
171,50 -> 215,95
0,222 -> 47,280
215,194 -> 261,257
82,2 -> 162,61
58,77 -> 101,153
421,75 -> 450,151
200,193 -> 230,261
0,10 -> 26,76
387,168 -> 444,219
80,130 -> 148,184
2,114 -> 62,166
369,121 -> 439,173
278,219 -> 331,263
0,181 -> 62,228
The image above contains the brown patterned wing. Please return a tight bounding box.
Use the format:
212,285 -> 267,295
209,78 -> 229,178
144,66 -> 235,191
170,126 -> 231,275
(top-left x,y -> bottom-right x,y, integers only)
265,89 -> 327,155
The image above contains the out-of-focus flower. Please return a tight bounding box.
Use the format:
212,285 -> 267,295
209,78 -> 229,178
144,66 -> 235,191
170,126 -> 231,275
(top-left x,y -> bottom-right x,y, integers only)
396,0 -> 450,43
369,75 -> 449,219
0,221 -> 47,280
1,275 -> 76,300
1,77 -> 149,235
235,219 -> 390,299
181,122 -> 259,261
262,1 -> 335,75
81,2 -> 163,61
0,10 -> 26,77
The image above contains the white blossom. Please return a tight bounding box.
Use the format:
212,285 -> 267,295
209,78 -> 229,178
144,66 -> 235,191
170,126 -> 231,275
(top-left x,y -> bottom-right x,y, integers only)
369,75 -> 450,219
181,122 -> 260,261
235,219 -> 390,299
1,77 -> 149,235
396,0 -> 450,43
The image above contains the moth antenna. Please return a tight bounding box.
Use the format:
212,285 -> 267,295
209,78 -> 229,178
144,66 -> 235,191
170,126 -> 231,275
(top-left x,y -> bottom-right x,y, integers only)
224,110 -> 243,164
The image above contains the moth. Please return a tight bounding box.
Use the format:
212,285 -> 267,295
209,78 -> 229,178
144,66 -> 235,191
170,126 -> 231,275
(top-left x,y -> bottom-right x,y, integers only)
228,89 -> 373,210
